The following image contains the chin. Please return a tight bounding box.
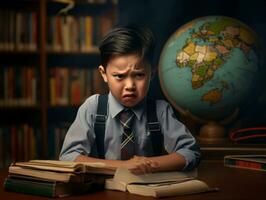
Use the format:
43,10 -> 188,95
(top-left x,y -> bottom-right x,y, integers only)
121,101 -> 137,108
121,99 -> 140,108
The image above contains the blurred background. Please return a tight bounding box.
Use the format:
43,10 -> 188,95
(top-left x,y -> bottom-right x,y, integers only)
0,0 -> 265,167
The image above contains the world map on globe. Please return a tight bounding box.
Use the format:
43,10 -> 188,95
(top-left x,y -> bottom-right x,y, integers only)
159,16 -> 261,120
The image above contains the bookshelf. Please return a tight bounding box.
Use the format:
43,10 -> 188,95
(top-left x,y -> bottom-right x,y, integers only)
46,0 -> 114,159
0,0 -> 44,168
0,0 -> 117,167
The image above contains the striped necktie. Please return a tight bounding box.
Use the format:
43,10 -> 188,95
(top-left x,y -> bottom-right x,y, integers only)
119,109 -> 135,160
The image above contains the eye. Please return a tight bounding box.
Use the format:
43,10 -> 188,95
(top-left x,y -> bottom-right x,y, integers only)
113,74 -> 124,80
135,73 -> 145,79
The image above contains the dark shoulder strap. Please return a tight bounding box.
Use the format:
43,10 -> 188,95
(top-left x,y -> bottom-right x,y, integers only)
94,94 -> 108,159
147,98 -> 164,156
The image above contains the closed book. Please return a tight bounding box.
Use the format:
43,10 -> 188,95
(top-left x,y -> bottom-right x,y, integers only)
4,176 -> 104,197
9,166 -> 94,183
224,155 -> 266,171
127,179 -> 212,198
105,168 -> 215,198
113,167 -> 197,184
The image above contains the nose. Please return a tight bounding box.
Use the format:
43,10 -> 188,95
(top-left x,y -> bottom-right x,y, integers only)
125,78 -> 136,91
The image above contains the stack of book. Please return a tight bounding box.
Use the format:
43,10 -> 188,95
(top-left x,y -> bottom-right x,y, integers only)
105,168 -> 217,198
4,160 -> 115,197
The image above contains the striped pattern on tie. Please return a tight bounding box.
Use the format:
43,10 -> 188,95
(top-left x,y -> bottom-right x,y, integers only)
119,109 -> 135,160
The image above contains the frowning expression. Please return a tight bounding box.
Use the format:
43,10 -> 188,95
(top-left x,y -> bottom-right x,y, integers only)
99,54 -> 151,107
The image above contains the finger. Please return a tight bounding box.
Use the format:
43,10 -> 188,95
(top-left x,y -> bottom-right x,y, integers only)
130,166 -> 144,175
141,160 -> 155,174
150,161 -> 160,169
144,160 -> 153,173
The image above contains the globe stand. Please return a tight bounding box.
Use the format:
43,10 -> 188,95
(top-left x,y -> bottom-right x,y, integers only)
197,121 -> 227,144
176,107 -> 239,144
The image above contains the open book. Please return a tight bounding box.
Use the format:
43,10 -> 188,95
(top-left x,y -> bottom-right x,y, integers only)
105,168 -> 215,198
13,160 -> 116,174
9,160 -> 116,183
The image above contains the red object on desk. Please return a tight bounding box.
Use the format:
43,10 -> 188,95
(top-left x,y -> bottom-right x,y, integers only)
229,127 -> 266,143
236,160 -> 262,170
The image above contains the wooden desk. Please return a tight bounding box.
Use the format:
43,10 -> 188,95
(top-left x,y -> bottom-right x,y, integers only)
1,160 -> 266,200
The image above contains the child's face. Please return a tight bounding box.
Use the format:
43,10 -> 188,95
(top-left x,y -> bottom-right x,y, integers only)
99,54 -> 151,107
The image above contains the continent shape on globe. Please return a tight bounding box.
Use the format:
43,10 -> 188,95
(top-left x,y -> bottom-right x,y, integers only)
159,16 -> 261,120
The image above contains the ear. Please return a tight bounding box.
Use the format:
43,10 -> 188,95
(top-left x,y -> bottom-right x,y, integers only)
98,65 -> 108,82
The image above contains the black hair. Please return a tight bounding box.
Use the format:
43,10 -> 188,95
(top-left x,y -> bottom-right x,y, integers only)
99,25 -> 155,68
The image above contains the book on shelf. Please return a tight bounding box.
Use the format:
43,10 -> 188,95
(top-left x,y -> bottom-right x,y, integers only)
0,11 -> 37,52
0,124 -> 41,168
105,167 -> 216,198
46,14 -> 114,52
0,66 -> 37,107
49,67 -> 96,106
224,155 -> 266,171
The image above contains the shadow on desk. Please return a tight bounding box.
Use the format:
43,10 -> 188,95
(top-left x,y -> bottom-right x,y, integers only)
1,160 -> 266,200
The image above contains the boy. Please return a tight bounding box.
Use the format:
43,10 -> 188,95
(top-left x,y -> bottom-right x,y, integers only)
59,25 -> 201,174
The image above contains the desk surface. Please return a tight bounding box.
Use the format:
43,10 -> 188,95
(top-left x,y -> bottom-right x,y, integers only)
1,160 -> 266,200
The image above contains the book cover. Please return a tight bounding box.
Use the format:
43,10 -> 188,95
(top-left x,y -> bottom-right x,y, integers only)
224,155 -> 266,171
127,179 -> 212,198
4,176 -> 104,197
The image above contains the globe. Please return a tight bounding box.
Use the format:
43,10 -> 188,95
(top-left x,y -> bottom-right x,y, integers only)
159,16 -> 261,122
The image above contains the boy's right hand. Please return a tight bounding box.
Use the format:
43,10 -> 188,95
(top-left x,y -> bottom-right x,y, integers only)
123,156 -> 159,174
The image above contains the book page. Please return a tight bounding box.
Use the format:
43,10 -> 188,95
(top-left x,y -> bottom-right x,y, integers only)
113,168 -> 197,184
14,161 -> 84,173
9,166 -> 78,182
30,160 -> 107,168
13,160 -> 116,174
105,178 -> 127,192
127,179 -> 210,198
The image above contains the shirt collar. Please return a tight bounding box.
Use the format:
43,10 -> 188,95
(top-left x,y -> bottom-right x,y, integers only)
108,92 -> 145,121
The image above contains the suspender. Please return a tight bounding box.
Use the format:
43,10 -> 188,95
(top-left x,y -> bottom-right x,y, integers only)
146,99 -> 163,156
94,94 -> 163,158
94,94 -> 108,159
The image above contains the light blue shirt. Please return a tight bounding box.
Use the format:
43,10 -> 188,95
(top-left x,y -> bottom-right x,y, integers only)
59,93 -> 201,170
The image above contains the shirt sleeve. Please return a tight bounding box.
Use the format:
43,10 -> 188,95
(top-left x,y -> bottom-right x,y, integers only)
157,100 -> 201,170
59,94 -> 98,161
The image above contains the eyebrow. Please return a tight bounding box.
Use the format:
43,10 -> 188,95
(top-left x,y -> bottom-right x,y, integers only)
112,68 -> 146,73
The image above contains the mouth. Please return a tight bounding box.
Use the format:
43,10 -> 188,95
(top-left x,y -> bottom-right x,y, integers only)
123,94 -> 137,99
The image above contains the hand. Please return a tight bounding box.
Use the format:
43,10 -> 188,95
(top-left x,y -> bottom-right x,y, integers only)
122,156 -> 160,174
